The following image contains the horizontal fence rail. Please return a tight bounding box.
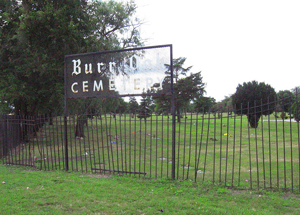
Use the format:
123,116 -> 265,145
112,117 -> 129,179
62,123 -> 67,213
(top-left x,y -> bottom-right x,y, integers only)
1,97 -> 300,191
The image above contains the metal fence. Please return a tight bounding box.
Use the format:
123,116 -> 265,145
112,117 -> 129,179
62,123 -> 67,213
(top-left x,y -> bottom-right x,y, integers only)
1,97 -> 300,191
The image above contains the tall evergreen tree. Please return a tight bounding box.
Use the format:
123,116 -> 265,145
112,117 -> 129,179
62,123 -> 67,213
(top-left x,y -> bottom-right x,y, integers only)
164,57 -> 192,82
128,96 -> 139,114
137,90 -> 152,121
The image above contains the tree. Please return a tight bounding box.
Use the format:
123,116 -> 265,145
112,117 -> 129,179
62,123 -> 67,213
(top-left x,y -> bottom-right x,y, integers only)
128,97 -> 139,115
137,91 -> 152,121
1,0 -> 91,116
232,81 -> 276,128
291,101 -> 300,122
0,0 -> 142,140
276,90 -> 295,119
210,95 -> 234,116
154,71 -> 205,122
164,57 -> 192,82
193,96 -> 216,113
0,0 -> 142,117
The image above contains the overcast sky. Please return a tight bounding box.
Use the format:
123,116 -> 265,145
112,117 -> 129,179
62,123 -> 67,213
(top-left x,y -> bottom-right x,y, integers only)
134,0 -> 300,101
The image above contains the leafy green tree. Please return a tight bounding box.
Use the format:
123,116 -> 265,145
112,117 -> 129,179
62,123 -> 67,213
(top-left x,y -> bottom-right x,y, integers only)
154,71 -> 205,122
210,95 -> 234,116
276,90 -> 295,119
0,0 -> 142,140
277,90 -> 295,112
0,0 -> 142,117
291,101 -> 300,122
232,81 -> 276,128
193,96 -> 216,113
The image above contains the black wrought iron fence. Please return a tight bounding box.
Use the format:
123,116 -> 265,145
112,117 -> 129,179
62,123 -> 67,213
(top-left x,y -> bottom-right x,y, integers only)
1,95 -> 300,191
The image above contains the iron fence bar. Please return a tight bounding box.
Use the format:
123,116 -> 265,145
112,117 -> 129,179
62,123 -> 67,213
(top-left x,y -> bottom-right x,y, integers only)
155,115 -> 159,178
123,113 -> 128,174
187,112 -> 193,179
99,113 -> 107,172
113,115 -> 120,174
36,117 -> 43,170
91,168 -> 146,175
160,114 -> 164,178
108,114 -> 115,173
238,104 -> 243,186
119,113 -> 124,174
176,116 -> 181,180
225,109 -> 230,186
260,100 -> 266,189
128,113 -> 132,172
143,119 -> 147,178
282,106 -> 287,189
7,116 -> 12,164
296,89 -> 300,191
64,115 -> 69,171
138,118 -> 142,178
43,116 -> 50,170
219,112 -> 223,183
30,117 -> 36,167
133,113 -> 137,174
195,111 -> 205,182
288,98 -> 293,191
170,45 -> 176,180
90,117 -> 97,173
194,112 -> 199,181
148,114 -> 152,178
289,108 -> 294,191
16,116 -> 20,165
182,111 -> 187,179
73,116 -> 79,171
212,112 -> 217,183
167,114 -> 171,178
47,115 -> 55,170
65,44 -> 172,58
85,117 -> 91,172
94,114 -> 101,173
202,111 -> 211,182
267,98 -> 272,188
247,102 -> 253,189
275,102 -> 279,188
231,107 -> 237,186
254,101 -> 259,189
55,116 -> 61,170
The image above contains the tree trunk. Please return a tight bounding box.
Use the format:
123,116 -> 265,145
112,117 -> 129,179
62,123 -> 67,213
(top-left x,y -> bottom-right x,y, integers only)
247,113 -> 261,128
75,115 -> 87,138
176,108 -> 181,123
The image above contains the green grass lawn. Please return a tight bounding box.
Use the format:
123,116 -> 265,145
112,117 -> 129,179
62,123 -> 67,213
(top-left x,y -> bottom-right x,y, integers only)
1,164 -> 300,214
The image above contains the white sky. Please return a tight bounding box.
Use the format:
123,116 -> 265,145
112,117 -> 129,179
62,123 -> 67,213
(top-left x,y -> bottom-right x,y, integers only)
134,0 -> 300,101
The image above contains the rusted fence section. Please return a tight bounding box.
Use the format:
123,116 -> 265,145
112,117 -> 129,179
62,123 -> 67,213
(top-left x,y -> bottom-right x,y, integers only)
1,97 -> 300,191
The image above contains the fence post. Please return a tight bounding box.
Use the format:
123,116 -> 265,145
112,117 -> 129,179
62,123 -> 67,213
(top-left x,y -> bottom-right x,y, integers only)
1,115 -> 8,160
0,115 -> 3,159
170,45 -> 176,180
64,115 -> 69,171
64,59 -> 69,171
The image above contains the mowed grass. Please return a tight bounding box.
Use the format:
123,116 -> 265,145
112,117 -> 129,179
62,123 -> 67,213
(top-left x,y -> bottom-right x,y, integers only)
4,112 -> 300,190
1,164 -> 300,215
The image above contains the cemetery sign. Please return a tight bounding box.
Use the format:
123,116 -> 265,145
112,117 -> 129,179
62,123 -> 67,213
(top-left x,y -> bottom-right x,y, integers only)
64,45 -> 172,98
